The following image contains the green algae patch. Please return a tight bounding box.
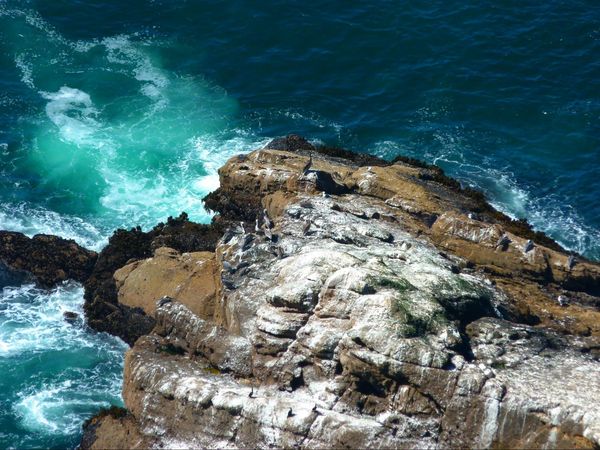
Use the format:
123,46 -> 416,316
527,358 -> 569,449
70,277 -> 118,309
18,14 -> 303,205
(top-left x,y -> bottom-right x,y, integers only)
390,293 -> 449,338
432,277 -> 496,324
157,342 -> 186,356
433,277 -> 492,302
371,275 -> 416,294
403,309 -> 449,338
203,366 -> 221,375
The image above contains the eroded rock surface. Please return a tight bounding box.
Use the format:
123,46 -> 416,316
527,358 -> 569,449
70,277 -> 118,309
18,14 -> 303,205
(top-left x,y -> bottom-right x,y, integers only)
83,139 -> 600,449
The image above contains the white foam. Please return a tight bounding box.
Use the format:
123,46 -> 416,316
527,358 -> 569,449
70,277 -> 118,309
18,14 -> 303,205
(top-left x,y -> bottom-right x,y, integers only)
102,35 -> 169,108
97,133 -> 270,229
281,109 -> 343,136
14,382 -> 117,436
41,87 -> 102,147
14,53 -> 34,89
1,281 -> 127,435
16,387 -> 62,433
190,133 -> 271,196
0,283 -> 87,355
193,174 -> 220,192
0,282 -> 122,357
0,202 -> 104,250
466,167 -> 600,257
99,169 -> 210,227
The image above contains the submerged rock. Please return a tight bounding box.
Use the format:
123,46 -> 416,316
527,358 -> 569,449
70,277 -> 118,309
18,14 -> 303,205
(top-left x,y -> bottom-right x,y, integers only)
81,139 -> 600,449
63,311 -> 80,322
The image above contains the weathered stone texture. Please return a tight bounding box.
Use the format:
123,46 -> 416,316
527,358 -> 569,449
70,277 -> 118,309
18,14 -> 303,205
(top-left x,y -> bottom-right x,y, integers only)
84,140 -> 600,449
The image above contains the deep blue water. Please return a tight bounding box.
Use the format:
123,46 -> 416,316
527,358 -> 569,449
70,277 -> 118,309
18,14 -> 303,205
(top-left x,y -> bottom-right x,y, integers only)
0,0 -> 599,447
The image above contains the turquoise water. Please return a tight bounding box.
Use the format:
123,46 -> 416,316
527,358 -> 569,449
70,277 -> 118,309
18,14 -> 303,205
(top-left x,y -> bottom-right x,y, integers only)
0,0 -> 598,447
0,283 -> 127,449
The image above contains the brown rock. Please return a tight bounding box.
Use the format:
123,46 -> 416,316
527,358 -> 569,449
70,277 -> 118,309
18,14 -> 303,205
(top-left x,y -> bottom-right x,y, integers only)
114,247 -> 217,318
80,407 -> 153,450
83,138 -> 600,449
83,213 -> 225,345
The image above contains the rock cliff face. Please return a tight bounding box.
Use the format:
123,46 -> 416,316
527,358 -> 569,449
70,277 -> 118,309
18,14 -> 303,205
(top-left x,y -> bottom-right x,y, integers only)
80,136 -> 600,449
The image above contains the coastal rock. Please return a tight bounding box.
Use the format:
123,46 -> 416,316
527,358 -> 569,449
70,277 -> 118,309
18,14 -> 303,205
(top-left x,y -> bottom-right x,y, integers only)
83,213 -> 225,345
114,247 -> 217,318
263,133 -> 315,152
63,311 -> 80,323
80,406 -> 154,450
0,231 -> 97,288
84,139 -> 600,449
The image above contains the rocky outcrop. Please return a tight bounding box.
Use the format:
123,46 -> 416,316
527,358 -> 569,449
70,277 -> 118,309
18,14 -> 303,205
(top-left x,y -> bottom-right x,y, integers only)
80,406 -> 155,450
83,213 -> 225,345
82,137 -> 600,449
0,231 -> 97,288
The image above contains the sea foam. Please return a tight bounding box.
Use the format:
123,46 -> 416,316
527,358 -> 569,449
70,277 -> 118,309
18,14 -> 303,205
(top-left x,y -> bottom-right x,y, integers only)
0,281 -> 127,442
41,87 -> 102,147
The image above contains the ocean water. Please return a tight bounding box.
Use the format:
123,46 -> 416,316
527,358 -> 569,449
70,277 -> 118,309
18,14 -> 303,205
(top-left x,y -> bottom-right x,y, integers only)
0,0 -> 598,447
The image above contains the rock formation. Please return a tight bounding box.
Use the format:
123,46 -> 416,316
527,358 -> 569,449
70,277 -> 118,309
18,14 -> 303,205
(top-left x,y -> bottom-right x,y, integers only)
83,214 -> 225,345
1,133 -> 597,448
0,231 -> 97,288
76,136 -> 600,449
1,136 -> 594,448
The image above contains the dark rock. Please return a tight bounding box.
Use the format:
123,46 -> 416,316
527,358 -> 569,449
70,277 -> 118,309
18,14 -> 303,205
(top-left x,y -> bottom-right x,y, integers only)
314,145 -> 389,167
0,231 -> 97,289
203,188 -> 262,221
83,213 -> 225,345
312,170 -> 351,195
63,311 -> 79,322
265,134 -> 388,167
264,134 -> 315,152
150,213 -> 226,253
0,261 -> 31,288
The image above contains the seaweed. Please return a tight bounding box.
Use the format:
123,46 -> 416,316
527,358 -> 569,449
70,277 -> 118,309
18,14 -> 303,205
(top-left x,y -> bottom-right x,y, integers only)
390,295 -> 448,338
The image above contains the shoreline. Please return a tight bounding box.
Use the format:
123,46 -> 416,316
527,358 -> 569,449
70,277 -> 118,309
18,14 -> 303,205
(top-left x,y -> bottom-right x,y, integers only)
2,135 -> 600,449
